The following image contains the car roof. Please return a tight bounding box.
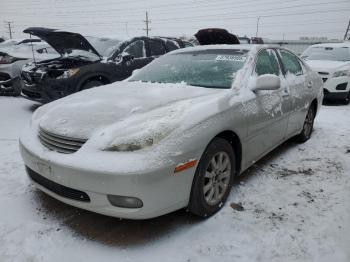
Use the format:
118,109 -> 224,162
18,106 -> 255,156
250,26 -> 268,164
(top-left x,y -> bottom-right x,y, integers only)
170,44 -> 278,54
308,42 -> 350,48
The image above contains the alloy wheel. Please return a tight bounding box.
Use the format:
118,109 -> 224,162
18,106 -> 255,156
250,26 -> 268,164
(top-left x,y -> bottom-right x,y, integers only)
203,151 -> 232,206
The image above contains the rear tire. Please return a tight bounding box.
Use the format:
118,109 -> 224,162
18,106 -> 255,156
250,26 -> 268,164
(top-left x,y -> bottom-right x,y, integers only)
188,137 -> 236,217
80,80 -> 103,90
295,104 -> 316,143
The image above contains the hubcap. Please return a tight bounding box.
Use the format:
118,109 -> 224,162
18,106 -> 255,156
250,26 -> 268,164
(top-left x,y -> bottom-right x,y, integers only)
303,107 -> 314,138
203,151 -> 231,206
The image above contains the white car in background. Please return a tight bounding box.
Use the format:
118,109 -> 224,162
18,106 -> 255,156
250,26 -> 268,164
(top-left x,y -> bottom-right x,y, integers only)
0,39 -> 58,96
302,43 -> 350,104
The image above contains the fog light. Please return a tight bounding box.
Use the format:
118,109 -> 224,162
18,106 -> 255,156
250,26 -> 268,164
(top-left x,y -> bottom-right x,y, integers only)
107,195 -> 143,208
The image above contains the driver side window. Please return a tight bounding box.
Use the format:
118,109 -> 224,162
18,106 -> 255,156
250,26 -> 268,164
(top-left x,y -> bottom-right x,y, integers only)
123,40 -> 145,58
255,49 -> 280,76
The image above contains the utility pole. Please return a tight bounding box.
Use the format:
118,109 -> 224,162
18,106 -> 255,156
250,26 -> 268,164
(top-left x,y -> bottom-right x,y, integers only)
4,21 -> 14,39
125,22 -> 129,36
255,16 -> 260,37
344,19 -> 350,40
143,11 -> 151,36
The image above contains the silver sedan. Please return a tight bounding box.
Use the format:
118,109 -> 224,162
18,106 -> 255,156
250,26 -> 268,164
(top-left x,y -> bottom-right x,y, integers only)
19,45 -> 323,219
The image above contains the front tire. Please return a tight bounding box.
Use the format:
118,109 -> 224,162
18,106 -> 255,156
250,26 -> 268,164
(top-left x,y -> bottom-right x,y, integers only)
295,104 -> 316,143
188,137 -> 236,217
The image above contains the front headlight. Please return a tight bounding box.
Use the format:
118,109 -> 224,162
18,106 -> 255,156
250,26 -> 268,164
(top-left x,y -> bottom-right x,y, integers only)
333,70 -> 350,78
104,137 -> 155,152
57,68 -> 80,79
0,54 -> 25,64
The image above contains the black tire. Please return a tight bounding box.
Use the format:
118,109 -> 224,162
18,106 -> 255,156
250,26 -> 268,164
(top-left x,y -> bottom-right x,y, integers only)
80,80 -> 103,90
295,104 -> 316,143
188,137 -> 236,217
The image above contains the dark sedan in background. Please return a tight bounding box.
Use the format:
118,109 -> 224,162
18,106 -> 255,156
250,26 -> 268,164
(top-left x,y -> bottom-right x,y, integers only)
21,27 -> 190,103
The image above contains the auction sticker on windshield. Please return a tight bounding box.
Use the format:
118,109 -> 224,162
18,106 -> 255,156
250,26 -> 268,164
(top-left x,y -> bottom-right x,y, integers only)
215,55 -> 246,62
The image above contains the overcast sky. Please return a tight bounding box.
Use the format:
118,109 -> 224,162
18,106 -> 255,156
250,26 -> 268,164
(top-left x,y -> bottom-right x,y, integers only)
0,0 -> 349,40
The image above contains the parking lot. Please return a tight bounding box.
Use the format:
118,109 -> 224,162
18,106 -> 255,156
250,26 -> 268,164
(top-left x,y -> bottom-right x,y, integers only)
0,96 -> 349,262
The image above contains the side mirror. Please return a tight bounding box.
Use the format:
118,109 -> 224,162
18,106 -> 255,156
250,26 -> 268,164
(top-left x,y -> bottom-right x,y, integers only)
252,74 -> 280,92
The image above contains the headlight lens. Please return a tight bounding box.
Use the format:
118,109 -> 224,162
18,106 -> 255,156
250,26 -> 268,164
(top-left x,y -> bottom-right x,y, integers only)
57,68 -> 80,79
333,70 -> 349,78
105,137 -> 154,152
0,54 -> 17,64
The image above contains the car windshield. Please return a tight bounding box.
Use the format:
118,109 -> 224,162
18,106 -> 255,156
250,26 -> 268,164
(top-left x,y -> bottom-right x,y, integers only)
302,46 -> 350,61
129,49 -> 248,89
86,36 -> 122,57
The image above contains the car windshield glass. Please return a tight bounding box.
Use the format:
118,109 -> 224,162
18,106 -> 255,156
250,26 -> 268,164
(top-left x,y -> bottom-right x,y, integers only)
129,49 -> 248,89
86,36 -> 122,57
302,46 -> 350,61
63,49 -> 101,61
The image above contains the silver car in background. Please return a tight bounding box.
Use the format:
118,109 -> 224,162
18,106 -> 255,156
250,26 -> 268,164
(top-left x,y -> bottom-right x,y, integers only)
19,45 -> 323,219
0,39 -> 58,96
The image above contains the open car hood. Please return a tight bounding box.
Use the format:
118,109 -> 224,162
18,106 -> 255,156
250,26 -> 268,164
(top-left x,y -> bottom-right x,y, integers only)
195,28 -> 240,45
23,27 -> 101,57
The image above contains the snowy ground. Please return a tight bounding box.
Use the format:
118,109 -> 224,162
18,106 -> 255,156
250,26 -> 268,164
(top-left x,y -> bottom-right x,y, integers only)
0,97 -> 349,262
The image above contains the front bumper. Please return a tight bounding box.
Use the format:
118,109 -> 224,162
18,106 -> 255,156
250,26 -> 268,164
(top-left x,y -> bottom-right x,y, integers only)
323,89 -> 349,100
0,75 -> 22,95
19,138 -> 197,219
322,75 -> 349,99
21,77 -> 76,103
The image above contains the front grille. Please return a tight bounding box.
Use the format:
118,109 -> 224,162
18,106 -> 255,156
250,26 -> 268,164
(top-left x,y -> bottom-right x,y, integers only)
38,127 -> 87,154
26,167 -> 90,202
22,88 -> 42,99
0,72 -> 10,81
336,82 -> 348,90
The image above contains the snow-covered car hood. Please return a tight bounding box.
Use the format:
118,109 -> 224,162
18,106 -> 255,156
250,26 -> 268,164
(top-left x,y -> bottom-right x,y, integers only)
35,81 -> 230,141
305,60 -> 350,73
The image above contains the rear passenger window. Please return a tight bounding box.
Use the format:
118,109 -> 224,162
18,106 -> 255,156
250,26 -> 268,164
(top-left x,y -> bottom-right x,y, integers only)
279,50 -> 303,75
148,40 -> 167,56
255,49 -> 280,76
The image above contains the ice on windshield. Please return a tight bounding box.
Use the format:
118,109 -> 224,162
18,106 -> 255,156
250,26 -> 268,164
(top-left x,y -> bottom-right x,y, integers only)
302,46 -> 350,61
129,49 -> 248,89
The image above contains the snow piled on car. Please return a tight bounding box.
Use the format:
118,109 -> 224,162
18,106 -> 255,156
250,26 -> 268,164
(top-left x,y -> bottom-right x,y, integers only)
1,97 -> 350,262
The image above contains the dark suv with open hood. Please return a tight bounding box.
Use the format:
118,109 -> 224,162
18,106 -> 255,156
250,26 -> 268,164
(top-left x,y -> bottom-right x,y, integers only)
21,27 -> 189,103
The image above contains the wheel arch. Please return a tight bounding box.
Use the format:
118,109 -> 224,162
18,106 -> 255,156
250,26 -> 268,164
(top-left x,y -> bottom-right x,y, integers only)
214,130 -> 242,176
311,98 -> 318,115
78,74 -> 111,91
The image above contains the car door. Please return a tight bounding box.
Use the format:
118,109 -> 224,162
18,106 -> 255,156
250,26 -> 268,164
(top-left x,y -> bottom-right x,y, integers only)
243,48 -> 289,167
121,39 -> 153,75
277,49 -> 313,137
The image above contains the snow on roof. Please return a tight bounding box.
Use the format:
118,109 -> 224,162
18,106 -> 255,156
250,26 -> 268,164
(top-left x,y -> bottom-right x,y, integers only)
171,44 -> 277,54
309,42 -> 350,48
